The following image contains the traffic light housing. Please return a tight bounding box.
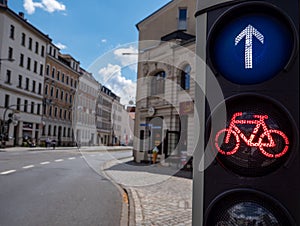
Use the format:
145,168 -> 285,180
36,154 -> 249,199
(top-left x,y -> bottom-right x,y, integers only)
194,0 -> 299,225
7,113 -> 14,124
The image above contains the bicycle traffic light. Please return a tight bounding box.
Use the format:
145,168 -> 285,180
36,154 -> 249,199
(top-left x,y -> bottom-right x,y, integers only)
194,0 -> 299,225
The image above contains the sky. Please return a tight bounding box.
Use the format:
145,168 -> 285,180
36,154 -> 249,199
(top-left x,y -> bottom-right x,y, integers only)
8,0 -> 171,105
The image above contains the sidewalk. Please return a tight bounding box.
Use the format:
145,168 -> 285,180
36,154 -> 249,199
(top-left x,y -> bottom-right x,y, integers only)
103,157 -> 193,226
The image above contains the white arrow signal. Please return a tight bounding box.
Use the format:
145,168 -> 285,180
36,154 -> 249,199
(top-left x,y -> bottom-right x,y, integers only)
235,24 -> 264,69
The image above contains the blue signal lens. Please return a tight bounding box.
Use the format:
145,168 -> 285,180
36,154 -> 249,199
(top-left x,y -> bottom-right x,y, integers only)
209,4 -> 295,84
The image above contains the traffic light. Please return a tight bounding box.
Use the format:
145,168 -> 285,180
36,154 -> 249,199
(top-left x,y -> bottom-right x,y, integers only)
194,0 -> 299,225
7,113 -> 14,124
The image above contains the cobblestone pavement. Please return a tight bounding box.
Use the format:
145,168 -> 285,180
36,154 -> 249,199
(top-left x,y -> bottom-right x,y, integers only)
103,158 -> 193,226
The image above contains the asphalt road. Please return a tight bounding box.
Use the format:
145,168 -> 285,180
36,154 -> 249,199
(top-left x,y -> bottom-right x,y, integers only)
0,148 -> 131,226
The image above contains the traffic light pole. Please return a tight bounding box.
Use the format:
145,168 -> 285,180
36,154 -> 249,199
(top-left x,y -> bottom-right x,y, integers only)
1,105 -> 16,147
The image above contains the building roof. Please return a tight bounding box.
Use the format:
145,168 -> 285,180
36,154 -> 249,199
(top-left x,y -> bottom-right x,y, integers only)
161,30 -> 195,42
136,0 -> 173,30
0,5 -> 52,42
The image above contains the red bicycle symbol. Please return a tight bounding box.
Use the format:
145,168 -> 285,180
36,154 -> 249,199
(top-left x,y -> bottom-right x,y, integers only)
215,112 -> 289,158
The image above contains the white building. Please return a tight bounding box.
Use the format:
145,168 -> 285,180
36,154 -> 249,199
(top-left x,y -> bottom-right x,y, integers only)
73,68 -> 98,146
0,3 -> 51,146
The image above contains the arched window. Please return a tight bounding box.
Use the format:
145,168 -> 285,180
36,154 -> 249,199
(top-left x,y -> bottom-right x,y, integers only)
151,71 -> 166,95
180,64 -> 191,90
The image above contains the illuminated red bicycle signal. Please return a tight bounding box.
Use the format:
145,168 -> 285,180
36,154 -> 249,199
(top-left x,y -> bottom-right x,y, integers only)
215,112 -> 289,158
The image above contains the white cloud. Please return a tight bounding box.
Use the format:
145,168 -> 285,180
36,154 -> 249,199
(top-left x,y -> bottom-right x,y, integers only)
55,42 -> 67,50
23,0 -> 66,14
114,46 -> 138,72
101,39 -> 107,43
98,64 -> 136,105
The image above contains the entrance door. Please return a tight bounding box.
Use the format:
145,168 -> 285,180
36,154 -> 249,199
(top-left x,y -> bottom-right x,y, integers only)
164,130 -> 180,158
58,126 -> 62,146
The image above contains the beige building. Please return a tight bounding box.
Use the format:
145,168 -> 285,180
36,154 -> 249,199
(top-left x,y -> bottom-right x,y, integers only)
133,0 -> 196,165
42,44 -> 80,146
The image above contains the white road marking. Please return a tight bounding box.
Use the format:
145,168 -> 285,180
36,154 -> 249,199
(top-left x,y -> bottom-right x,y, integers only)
1,170 -> 16,175
55,159 -> 64,162
22,165 -> 34,169
40,161 -> 50,165
68,157 -> 76,160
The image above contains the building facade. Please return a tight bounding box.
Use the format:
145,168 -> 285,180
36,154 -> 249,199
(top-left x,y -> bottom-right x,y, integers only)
134,0 -> 196,164
42,44 -> 80,146
73,68 -> 98,146
0,3 -> 51,146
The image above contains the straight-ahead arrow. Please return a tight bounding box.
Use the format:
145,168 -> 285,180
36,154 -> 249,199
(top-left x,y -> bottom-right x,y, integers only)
235,24 -> 264,69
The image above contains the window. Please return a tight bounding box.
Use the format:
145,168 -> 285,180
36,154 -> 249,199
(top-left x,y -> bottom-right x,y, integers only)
53,126 -> 57,136
17,98 -> 21,111
24,100 -> 28,112
19,54 -> 24,67
43,104 -> 47,115
66,76 -> 69,85
25,78 -> 29,90
56,88 -> 59,98
54,107 -> 58,117
59,109 -> 62,119
74,81 -> 77,88
61,91 -> 64,100
178,8 -> 187,30
35,42 -> 39,54
70,78 -> 73,87
151,71 -> 166,95
50,87 -> 54,96
10,25 -> 15,39
65,93 -> 68,102
63,127 -> 66,137
45,84 -> 48,95
8,47 -> 13,60
48,125 -> 51,136
52,67 -> 55,78
34,61 -> 38,73
21,33 -> 26,46
18,75 -> 22,88
31,102 -> 35,113
41,45 -> 45,57
4,94 -> 10,108
62,73 -> 65,82
28,37 -> 32,50
46,64 -> 50,76
32,80 -> 36,93
38,83 -> 42,95
49,106 -> 52,116
5,70 -> 11,84
37,104 -> 41,115
70,95 -> 72,104
180,64 -> 191,90
27,57 -> 31,70
40,64 -> 44,76
57,70 -> 60,81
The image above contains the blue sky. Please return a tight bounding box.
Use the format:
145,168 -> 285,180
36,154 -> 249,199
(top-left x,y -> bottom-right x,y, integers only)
8,0 -> 171,104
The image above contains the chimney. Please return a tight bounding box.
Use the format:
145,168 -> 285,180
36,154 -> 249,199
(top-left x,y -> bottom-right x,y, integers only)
19,12 -> 25,19
0,0 -> 8,6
